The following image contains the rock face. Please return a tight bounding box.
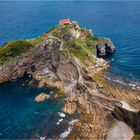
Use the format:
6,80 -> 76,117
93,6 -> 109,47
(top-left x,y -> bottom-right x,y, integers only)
96,38 -> 115,57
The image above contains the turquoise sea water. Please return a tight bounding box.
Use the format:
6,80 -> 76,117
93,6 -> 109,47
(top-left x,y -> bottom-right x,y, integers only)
0,75 -> 66,139
0,1 -> 140,138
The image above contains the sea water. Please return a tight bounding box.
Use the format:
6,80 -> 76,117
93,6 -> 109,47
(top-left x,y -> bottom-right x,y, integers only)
0,1 -> 140,138
0,1 -> 140,81
0,76 -> 65,139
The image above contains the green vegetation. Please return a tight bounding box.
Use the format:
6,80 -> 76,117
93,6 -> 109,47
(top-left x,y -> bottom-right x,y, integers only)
132,134 -> 140,140
0,40 -> 33,64
72,39 -> 82,48
69,28 -> 97,65
0,23 -> 98,66
28,26 -> 58,46
0,26 -> 57,65
71,45 -> 89,65
52,26 -> 69,39
56,88 -> 65,98
62,36 -> 97,65
28,37 -> 44,46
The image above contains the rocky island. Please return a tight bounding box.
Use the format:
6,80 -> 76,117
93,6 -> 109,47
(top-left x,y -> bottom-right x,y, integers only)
0,19 -> 140,139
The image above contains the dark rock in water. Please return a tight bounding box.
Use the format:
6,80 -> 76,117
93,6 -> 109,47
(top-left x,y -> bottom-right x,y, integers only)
96,38 -> 115,57
105,38 -> 115,54
96,43 -> 106,56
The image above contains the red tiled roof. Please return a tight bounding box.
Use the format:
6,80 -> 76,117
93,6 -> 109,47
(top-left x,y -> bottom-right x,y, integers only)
60,19 -> 71,25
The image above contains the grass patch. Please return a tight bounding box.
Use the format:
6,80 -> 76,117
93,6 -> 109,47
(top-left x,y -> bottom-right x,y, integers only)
0,40 -> 33,64
0,26 -> 59,65
57,88 -> 65,98
28,37 -> 44,46
72,46 -> 89,65
72,39 -> 82,48
72,38 -> 96,65
132,134 -> 140,139
52,26 -> 69,39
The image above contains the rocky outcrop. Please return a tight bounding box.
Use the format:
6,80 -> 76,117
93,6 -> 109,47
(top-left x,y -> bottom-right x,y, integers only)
0,38 -> 62,84
35,92 -> 50,102
96,38 -> 115,57
1,22 -> 140,139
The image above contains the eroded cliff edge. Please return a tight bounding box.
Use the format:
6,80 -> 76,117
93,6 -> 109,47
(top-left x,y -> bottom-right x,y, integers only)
0,20 -> 140,139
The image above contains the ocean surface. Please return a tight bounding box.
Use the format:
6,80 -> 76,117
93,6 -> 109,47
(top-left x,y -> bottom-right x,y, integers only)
0,1 -> 140,81
0,1 -> 140,138
0,75 -> 67,139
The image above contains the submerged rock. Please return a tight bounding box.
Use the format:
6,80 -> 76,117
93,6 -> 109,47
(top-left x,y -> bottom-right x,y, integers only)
35,93 -> 50,103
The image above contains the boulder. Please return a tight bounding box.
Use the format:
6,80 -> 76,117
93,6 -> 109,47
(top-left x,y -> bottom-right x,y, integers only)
35,92 -> 50,103
96,38 -> 115,57
105,38 -> 115,54
96,43 -> 106,56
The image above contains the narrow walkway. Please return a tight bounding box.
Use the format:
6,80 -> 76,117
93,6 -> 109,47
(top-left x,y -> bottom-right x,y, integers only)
47,35 -> 63,49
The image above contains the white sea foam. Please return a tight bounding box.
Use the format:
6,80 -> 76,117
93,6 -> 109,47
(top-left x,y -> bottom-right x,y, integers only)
56,118 -> 63,125
111,58 -> 114,61
39,136 -> 46,140
58,112 -> 65,118
105,73 -> 140,90
112,79 -> 127,85
104,75 -> 129,86
59,119 -> 79,140
69,119 -> 79,125
104,76 -> 111,80
59,126 -> 73,139
129,83 -> 136,87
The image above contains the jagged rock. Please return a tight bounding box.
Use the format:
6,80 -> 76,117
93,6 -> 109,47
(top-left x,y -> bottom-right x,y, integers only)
105,38 -> 115,54
96,43 -> 106,56
96,38 -> 115,57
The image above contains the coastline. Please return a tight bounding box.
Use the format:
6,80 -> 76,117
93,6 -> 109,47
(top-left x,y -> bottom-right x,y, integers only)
67,70 -> 140,139
105,70 -> 140,91
0,21 -> 140,139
